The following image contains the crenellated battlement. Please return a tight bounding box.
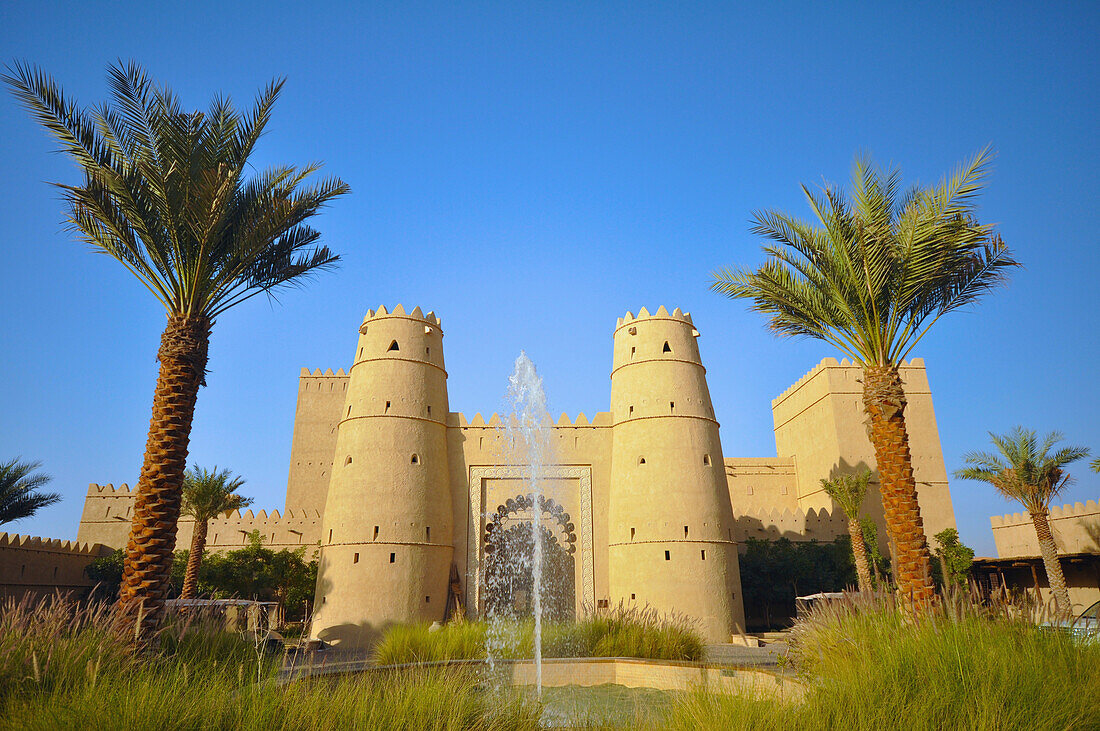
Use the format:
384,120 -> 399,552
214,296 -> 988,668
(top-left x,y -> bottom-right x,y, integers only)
734,505 -> 850,542
361,304 -> 441,328
616,305 -> 694,330
0,533 -> 109,554
450,411 -> 613,428
87,482 -> 136,495
300,368 -> 348,377
991,500 -> 1099,528
771,356 -> 927,406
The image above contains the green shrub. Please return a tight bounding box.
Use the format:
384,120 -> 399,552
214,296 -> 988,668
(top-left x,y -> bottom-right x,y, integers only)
659,594 -> 1100,731
0,597 -> 540,730
375,605 -> 705,665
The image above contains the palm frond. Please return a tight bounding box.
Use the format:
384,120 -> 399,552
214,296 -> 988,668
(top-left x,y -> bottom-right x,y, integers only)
711,150 -> 1016,366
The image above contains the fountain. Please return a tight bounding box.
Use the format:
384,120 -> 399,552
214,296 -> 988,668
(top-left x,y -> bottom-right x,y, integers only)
483,351 -> 554,698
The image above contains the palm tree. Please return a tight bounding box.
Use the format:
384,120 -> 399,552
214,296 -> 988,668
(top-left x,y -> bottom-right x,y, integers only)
6,62 -> 348,640
180,466 -> 251,600
0,458 -> 61,527
955,427 -> 1089,614
712,150 -> 1017,609
1091,457 -> 1099,473
820,469 -> 874,593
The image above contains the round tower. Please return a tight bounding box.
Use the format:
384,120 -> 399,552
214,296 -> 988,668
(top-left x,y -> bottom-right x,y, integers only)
310,305 -> 453,648
607,306 -> 745,642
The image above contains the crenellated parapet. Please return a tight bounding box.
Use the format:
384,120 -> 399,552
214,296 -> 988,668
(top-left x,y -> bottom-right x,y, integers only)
449,412 -> 613,428
0,532 -> 114,602
0,533 -> 112,555
771,357 -> 929,408
991,500 -> 1100,557
361,304 -> 442,329
615,305 -> 695,330
734,506 -> 850,543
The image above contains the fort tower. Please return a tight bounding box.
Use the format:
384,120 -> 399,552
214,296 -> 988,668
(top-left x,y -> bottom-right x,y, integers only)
310,305 -> 454,646
607,307 -> 746,641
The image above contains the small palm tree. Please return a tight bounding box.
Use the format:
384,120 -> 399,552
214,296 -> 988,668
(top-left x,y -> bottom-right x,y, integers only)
180,466 -> 251,600
0,458 -> 61,526
821,469 -> 874,593
1091,457 -> 1099,473
955,427 -> 1090,613
6,62 -> 348,640
712,150 -> 1017,610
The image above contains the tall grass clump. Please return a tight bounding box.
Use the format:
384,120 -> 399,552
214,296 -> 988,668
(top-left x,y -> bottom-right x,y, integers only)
374,621 -> 489,665
0,595 -> 137,706
375,604 -> 705,665
0,597 -> 541,730
661,592 -> 1100,731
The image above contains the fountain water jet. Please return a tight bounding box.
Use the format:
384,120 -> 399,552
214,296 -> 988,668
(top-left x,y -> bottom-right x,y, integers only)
485,351 -> 553,698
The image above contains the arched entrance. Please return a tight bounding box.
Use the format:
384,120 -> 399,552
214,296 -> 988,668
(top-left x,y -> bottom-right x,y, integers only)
482,494 -> 576,620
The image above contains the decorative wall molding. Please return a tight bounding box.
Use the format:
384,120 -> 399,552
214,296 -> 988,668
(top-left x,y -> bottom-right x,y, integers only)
467,465 -> 594,616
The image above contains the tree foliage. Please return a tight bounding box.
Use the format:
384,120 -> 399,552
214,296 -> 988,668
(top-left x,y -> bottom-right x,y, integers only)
738,537 -> 858,629
182,466 -> 251,522
932,528 -> 974,587
820,469 -> 872,519
85,532 -> 318,620
4,61 -> 349,322
0,458 -> 61,526
955,427 -> 1090,514
710,149 -> 1016,366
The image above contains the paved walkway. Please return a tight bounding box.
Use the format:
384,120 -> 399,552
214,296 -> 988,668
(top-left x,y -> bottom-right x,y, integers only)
705,640 -> 789,668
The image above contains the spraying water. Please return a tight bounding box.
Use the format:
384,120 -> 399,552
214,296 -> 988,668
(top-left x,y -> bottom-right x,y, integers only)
502,351 -> 552,697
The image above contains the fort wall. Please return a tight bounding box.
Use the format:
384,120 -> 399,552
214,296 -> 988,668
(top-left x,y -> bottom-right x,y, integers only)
311,306 -> 454,648
285,369 -> 349,515
607,307 -> 745,641
66,305 -> 965,648
771,357 -> 956,544
76,482 -> 322,554
0,533 -> 113,601
991,500 -> 1100,558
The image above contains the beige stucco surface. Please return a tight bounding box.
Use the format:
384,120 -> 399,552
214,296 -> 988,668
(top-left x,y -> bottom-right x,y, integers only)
991,501 -> 1100,558
71,305 -> 964,649
0,533 -> 113,601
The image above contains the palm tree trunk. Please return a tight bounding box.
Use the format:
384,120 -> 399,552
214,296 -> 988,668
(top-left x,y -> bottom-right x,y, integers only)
180,518 -> 209,600
862,365 -> 936,611
848,517 -> 873,593
117,315 -> 210,642
1029,510 -> 1071,614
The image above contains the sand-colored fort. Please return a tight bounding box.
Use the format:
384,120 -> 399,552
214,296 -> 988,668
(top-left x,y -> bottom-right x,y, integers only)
67,305 -> 961,645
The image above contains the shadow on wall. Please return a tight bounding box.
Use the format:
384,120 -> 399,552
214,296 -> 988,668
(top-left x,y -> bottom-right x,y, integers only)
315,620 -> 389,651
828,458 -> 889,555
1083,520 -> 1100,553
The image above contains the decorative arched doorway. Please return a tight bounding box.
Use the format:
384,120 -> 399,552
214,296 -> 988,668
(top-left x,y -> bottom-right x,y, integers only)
482,493 -> 576,620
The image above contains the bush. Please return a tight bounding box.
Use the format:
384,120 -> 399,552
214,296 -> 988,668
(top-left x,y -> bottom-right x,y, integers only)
660,594 -> 1100,730
0,596 -> 540,730
374,605 -> 705,665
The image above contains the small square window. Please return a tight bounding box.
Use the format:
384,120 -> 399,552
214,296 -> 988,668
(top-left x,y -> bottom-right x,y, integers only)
389,552 -> 395,563
664,550 -> 671,561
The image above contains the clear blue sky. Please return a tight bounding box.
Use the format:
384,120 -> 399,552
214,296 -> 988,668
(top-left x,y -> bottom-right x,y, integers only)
2,2 -> 1097,556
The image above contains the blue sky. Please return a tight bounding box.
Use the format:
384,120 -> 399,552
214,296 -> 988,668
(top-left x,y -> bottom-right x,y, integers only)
2,2 -> 1097,556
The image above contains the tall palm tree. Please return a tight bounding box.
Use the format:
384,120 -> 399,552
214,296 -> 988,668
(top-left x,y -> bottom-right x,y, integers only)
712,150 -> 1017,609
180,466 -> 251,600
0,458 -> 61,527
955,427 -> 1090,613
820,469 -> 874,593
6,62 -> 348,640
